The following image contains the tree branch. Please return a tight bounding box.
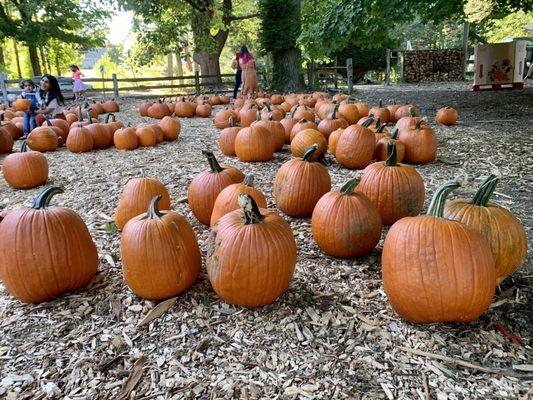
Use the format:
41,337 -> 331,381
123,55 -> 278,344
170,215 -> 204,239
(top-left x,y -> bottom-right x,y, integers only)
229,12 -> 259,21
183,0 -> 207,12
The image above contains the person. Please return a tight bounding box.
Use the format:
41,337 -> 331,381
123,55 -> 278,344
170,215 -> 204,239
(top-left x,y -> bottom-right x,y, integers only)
232,50 -> 242,100
239,46 -> 259,96
34,74 -> 65,121
19,79 -> 39,137
70,64 -> 86,101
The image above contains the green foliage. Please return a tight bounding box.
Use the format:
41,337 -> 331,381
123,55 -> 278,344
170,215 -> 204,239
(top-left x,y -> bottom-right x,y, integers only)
485,11 -> 533,42
258,0 -> 299,53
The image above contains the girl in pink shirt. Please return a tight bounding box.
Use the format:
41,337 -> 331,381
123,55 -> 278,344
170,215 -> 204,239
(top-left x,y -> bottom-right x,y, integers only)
70,64 -> 86,101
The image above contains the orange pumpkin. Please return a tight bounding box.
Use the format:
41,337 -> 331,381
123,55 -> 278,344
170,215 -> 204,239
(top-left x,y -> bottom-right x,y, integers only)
290,118 -> 318,141
398,120 -> 437,164
290,128 -> 327,160
148,101 -> 172,119
368,100 -> 391,123
2,141 -> 48,189
219,117 -> 241,156
328,128 -> 344,156
338,101 -> 360,124
252,117 -> 285,151
395,107 -> 422,131
67,126 -> 93,153
27,126 -> 58,152
102,99 -> 120,113
159,116 -> 181,141
280,110 -> 299,143
85,113 -> 112,150
375,128 -> 405,162
235,124 -> 275,162
139,102 -> 153,117
436,107 -> 458,126
136,126 -> 157,147
113,127 -> 139,150
317,105 -> 349,139
49,118 -> 70,145
174,98 -> 196,118
12,98 -> 30,112
239,104 -> 259,127
334,121 -> 375,169
214,108 -> 236,129
395,104 -> 419,121
0,127 -> 14,154
104,114 -> 124,134
195,103 -> 212,118
292,105 -> 314,121
1,114 -> 22,140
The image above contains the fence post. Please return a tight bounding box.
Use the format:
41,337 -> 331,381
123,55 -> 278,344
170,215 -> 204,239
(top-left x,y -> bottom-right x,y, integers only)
194,71 -> 200,95
385,50 -> 391,86
346,58 -> 353,94
0,72 -> 8,104
112,73 -> 119,98
462,21 -> 470,80
333,56 -> 338,90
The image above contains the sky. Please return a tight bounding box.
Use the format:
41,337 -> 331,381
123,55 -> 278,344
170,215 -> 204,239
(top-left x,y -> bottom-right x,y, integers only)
107,10 -> 134,50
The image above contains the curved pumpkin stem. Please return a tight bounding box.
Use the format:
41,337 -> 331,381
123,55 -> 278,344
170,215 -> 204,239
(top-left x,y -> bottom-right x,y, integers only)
362,117 -> 374,128
290,107 -> 297,118
142,195 -> 166,219
414,119 -> 425,130
427,175 -> 466,218
238,194 -> 264,225
298,118 -> 308,124
376,121 -> 386,133
105,113 -> 116,123
331,105 -> 339,120
302,144 -> 318,161
228,116 -> 234,127
32,186 -> 64,209
202,150 -> 224,173
20,140 -> 28,153
391,128 -> 400,140
471,171 -> 502,207
243,174 -> 255,187
385,141 -> 398,167
378,99 -> 383,108
408,106 -> 416,118
78,107 -> 83,122
340,176 -> 360,196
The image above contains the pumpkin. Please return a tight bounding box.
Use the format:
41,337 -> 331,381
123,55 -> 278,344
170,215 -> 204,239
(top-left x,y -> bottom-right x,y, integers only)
113,127 -> 139,150
219,95 -> 231,104
102,99 -> 120,113
290,129 -> 327,160
150,124 -> 165,143
219,117 -> 241,156
49,118 -> 70,145
382,176 -> 496,323
338,101 -> 360,124
148,101 -> 171,119
443,172 -> 527,281
436,107 -> 458,126
85,113 -> 112,150
395,107 -> 422,131
239,104 -> 259,127
317,105 -> 349,139
312,176 -> 382,258
398,120 -> 437,164
358,141 -> 425,225
214,108 -> 236,129
104,114 -> 124,134
334,120 -> 376,169
290,118 -> 318,141
188,151 -> 244,225
317,102 -> 336,120
280,109 -> 299,144
386,103 -> 401,123
206,194 -> 297,307
292,105 -> 314,121
328,128 -> 344,156
66,126 -> 93,153
270,94 -> 284,105
136,126 -> 157,147
195,103 -> 212,118
210,174 -> 268,227
274,144 -> 331,217
174,98 -> 196,118
0,127 -> 14,154
159,116 -> 181,141
12,98 -> 30,112
395,104 -> 419,121
373,121 -> 390,142
115,177 -> 171,229
120,195 -> 201,300
0,187 -> 98,303
368,100 -> 391,123
2,141 -> 48,189
375,128 -> 405,162
252,116 -> 285,151
90,101 -> 105,115
235,124 -> 275,162
139,101 -> 153,117
27,126 -> 58,152
1,114 -> 22,140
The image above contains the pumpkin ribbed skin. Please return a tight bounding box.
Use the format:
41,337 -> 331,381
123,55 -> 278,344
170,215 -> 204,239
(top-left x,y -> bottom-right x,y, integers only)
86,122 -> 112,150
136,126 -> 157,147
174,100 -> 196,118
338,103 -> 360,124
280,116 -> 299,143
311,179 -> 382,258
235,125 -> 275,162
12,98 -> 30,111
219,126 -> 241,156
387,104 -> 401,122
290,129 -> 327,160
159,116 -> 181,141
375,137 -> 405,162
252,119 -> 285,151
2,143 -> 48,189
67,127 -> 93,153
195,103 -> 212,117
274,146 -> 331,217
328,128 -> 344,156
436,107 -> 458,125
214,108 -> 236,129
395,105 -> 419,121
103,100 -> 119,113
0,187 -> 98,303
148,102 -> 171,119
0,128 -> 14,153
317,115 -> 349,139
210,176 -> 267,227
292,106 -> 314,121
188,152 -> 244,225
399,123 -> 437,164
335,124 -> 375,169
114,127 -> 139,150
27,127 -> 58,152
290,119 -> 318,141
115,178 -> 171,229
120,198 -> 201,300
368,104 -> 390,123
239,106 -> 259,127
49,119 -> 70,144
207,197 -> 297,307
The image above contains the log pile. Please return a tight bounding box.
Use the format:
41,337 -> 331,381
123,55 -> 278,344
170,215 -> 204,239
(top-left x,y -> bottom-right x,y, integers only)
403,49 -> 465,82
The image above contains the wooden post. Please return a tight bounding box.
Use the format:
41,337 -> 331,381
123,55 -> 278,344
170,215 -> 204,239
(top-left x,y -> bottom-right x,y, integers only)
462,21 -> 470,80
385,49 -> 391,86
194,71 -> 200,95
112,73 -> 119,98
399,52 -> 404,82
333,56 -> 338,90
346,58 -> 353,94
0,72 -> 8,104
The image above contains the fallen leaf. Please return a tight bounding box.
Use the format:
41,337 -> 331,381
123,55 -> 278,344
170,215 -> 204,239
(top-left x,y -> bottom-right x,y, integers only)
117,356 -> 148,400
137,297 -> 178,328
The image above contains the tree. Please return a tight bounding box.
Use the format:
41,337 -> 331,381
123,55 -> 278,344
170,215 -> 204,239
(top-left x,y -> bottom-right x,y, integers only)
258,0 -> 305,91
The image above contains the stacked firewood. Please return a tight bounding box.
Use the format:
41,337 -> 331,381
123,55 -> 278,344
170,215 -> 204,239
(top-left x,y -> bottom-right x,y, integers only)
403,49 -> 465,82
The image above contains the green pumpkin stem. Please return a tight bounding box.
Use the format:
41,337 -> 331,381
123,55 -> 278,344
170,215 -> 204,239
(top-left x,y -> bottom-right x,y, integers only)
32,186 -> 64,209
376,122 -> 386,133
302,144 -> 318,161
471,172 -> 501,207
414,119 -> 424,130
332,105 -> 339,119
408,106 -> 415,118
228,116 -> 234,127
362,117 -> 374,128
391,128 -> 400,140
340,176 -> 360,196
239,194 -> 264,225
202,150 -> 224,173
243,174 -> 255,187
20,140 -> 28,152
385,141 -> 398,167
427,176 -> 466,218
105,113 -> 115,123
86,111 -> 93,124
78,107 -> 83,122
143,195 -> 165,219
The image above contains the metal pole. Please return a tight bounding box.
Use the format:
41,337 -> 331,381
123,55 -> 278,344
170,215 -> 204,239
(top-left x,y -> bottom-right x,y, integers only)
385,50 -> 391,86
0,72 -> 8,104
462,21 -> 470,80
112,73 -> 119,98
346,58 -> 353,94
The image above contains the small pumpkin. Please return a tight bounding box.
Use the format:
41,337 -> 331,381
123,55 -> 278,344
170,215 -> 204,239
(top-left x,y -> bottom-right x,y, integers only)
317,105 -> 349,139
120,195 -> 201,300
12,98 -> 30,112
270,94 -> 284,105
280,109 -> 300,143
67,126 -> 94,153
136,126 -> 157,147
312,176 -> 382,258
214,108 -> 236,129
274,144 -> 331,217
90,101 -> 105,115
174,98 -> 196,118
219,117 -> 241,156
0,187 -> 98,303
1,113 -> 22,140
252,116 -> 285,151
328,128 -> 344,156
113,126 -> 139,150
27,126 -> 58,152
49,118 -> 70,144
159,116 -> 181,141
261,103 -> 285,121
334,120 -> 376,169
338,101 -> 360,124
290,118 -> 318,141
85,112 -> 112,150
102,99 -> 120,113
148,100 -> 172,119
290,129 -> 327,160
395,106 -> 422,131
235,124 -> 275,162
187,151 -> 244,225
2,141 -> 48,189
368,100 -> 391,124
386,103 -> 401,123
207,194 -> 297,307
104,114 -> 124,134
375,128 -> 405,162
398,120 -> 437,164
292,105 -> 314,121
436,107 -> 458,126
395,104 -> 419,121
382,176 -> 496,323
195,102 -> 212,118
0,127 -> 14,154
239,104 -> 259,127
115,177 -> 171,229
210,174 -> 268,227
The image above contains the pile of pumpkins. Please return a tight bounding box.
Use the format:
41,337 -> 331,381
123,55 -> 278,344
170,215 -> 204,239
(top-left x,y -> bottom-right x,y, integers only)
138,94 -> 231,119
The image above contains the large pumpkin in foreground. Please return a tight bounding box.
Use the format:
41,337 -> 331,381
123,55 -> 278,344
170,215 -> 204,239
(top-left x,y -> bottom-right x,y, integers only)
0,187 -> 98,303
207,194 -> 297,307
444,172 -> 527,281
120,196 -> 201,300
382,177 -> 496,323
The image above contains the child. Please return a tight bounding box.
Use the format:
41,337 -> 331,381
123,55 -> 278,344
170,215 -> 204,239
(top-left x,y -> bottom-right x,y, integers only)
19,79 -> 39,137
34,74 -> 66,122
70,65 -> 86,101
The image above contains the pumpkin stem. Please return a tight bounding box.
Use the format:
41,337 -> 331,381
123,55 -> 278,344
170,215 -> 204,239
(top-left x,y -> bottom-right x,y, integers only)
20,140 -> 28,152
427,175 -> 466,218
243,174 -> 255,187
391,128 -> 400,140
202,150 -> 224,173
385,141 -> 398,167
238,194 -> 264,225
32,186 -> 64,210
362,117 -> 374,128
340,176 -> 360,196
408,106 -> 415,118
290,107 -> 297,118
378,99 -> 383,108
142,195 -> 166,219
414,119 -> 424,130
228,116 -> 234,127
471,171 -> 502,207
302,144 -> 318,161
105,113 -> 115,123
78,107 -> 83,122
86,111 -> 93,124
298,118 -> 308,124
376,122 -> 386,133
332,105 -> 338,119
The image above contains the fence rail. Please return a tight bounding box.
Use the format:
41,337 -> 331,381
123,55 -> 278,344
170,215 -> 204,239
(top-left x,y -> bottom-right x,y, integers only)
0,71 -> 244,101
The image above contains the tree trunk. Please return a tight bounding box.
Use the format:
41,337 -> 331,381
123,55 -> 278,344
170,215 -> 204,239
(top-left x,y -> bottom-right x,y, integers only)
55,53 -> 61,76
13,41 -> 22,78
39,46 -> 47,74
175,49 -> 184,84
167,52 -> 173,77
0,46 -> 5,70
193,52 -> 222,85
183,47 -> 193,72
28,45 -> 41,77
